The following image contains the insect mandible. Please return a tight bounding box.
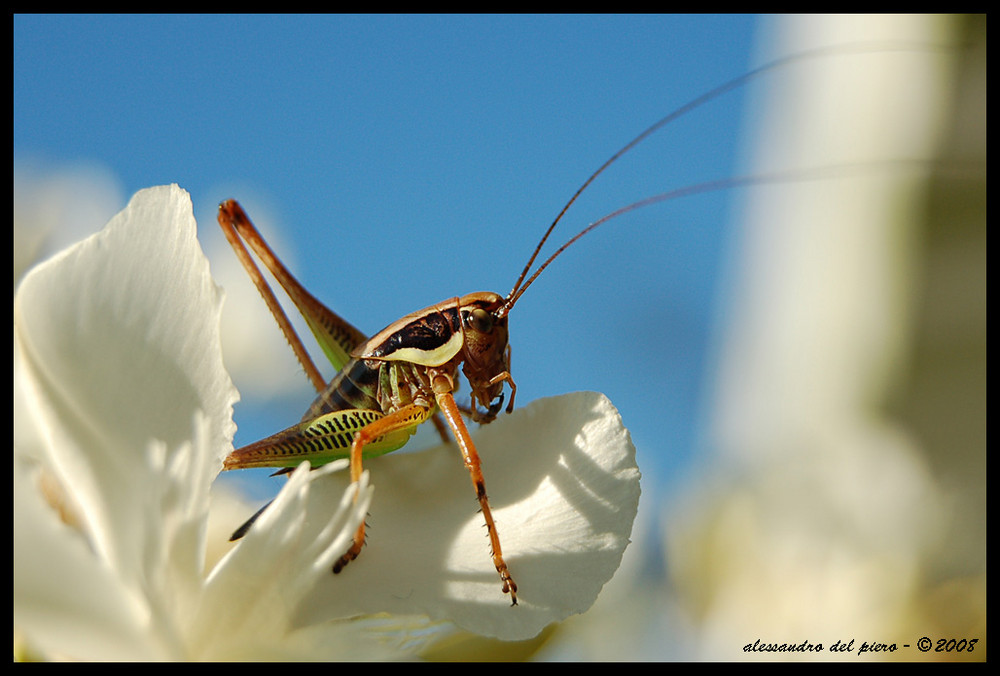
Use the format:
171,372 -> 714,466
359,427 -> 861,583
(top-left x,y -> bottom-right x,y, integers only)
218,43 -> 926,606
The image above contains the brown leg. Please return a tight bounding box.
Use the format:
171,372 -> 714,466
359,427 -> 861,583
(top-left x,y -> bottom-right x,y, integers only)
217,200 -> 369,390
435,390 -> 518,605
431,411 -> 452,445
333,403 -> 434,574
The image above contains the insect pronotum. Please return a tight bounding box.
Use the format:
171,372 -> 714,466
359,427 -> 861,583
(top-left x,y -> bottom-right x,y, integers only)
220,42 -> 941,606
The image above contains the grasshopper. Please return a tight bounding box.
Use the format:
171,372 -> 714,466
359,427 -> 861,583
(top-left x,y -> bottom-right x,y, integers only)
218,42 -> 937,606
218,198 -> 521,602
218,166 -> 670,605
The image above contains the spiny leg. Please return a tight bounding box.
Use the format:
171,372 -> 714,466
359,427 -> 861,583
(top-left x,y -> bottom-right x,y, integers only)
334,403 -> 435,573
218,201 -> 330,393
219,202 -> 455,446
435,389 -> 518,605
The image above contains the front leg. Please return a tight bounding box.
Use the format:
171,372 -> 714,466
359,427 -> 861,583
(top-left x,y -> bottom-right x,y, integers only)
434,386 -> 518,605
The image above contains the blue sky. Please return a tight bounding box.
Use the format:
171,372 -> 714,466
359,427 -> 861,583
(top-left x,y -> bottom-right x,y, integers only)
14,14 -> 761,492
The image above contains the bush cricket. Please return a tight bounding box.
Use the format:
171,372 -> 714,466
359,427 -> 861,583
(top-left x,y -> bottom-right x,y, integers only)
219,41 -> 946,606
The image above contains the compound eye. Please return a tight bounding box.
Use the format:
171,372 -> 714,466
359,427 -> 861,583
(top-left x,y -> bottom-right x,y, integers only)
467,307 -> 493,333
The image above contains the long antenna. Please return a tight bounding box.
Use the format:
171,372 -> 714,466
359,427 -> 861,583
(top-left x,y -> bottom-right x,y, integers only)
497,41 -> 946,319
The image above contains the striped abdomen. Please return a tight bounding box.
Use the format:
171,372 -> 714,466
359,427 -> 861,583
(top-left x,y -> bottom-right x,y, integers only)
302,357 -> 382,421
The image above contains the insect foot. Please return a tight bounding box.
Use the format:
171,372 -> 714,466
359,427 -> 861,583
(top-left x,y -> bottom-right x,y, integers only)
500,567 -> 518,606
332,549 -> 358,575
333,511 -> 368,574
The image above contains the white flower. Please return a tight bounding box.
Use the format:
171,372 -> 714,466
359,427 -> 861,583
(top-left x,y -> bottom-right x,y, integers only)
665,16 -> 980,660
13,184 -> 640,660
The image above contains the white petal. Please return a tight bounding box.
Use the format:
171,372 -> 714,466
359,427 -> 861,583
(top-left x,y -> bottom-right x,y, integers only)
14,185 -> 239,658
13,454 -> 159,660
191,461 -> 374,660
291,391 -> 640,641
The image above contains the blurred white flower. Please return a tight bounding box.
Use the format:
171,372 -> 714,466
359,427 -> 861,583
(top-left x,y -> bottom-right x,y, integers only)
13,185 -> 640,659
13,160 -> 124,285
667,15 -> 984,661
